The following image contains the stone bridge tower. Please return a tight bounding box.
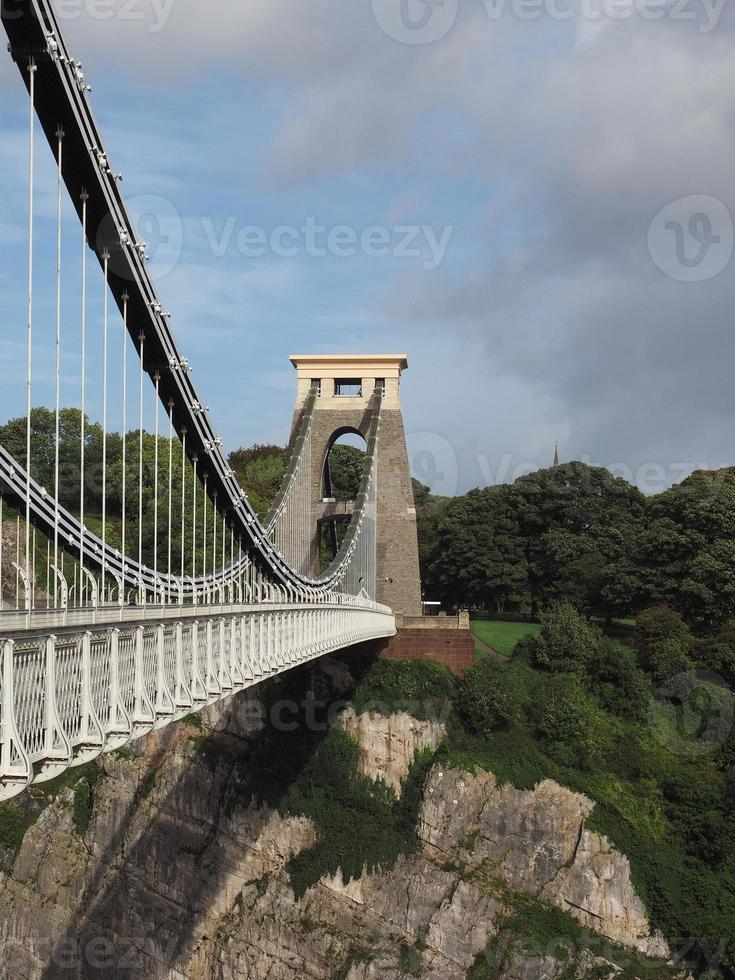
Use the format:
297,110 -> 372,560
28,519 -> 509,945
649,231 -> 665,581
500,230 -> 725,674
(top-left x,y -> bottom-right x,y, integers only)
289,354 -> 422,616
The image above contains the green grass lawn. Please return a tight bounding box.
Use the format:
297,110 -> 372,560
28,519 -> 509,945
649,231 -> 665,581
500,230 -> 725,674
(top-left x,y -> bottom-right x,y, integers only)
597,618 -> 636,647
471,619 -> 541,657
472,617 -> 635,657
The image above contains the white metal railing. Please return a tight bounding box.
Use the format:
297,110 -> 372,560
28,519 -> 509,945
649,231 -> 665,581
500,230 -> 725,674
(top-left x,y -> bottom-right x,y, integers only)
0,600 -> 395,801
0,589 -> 375,634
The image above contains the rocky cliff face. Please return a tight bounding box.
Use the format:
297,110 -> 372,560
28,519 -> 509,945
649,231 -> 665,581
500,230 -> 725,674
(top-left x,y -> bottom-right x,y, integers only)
340,706 -> 446,796
0,668 -> 679,980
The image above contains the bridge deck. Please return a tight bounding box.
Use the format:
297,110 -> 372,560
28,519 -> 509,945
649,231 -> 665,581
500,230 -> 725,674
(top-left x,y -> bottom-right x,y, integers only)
0,602 -> 395,802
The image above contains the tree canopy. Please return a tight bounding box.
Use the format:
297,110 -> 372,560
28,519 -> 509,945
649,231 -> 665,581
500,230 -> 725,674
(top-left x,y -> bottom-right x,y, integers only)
421,461 -> 735,628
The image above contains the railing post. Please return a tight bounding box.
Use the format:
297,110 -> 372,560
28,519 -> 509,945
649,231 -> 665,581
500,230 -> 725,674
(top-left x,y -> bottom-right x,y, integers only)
219,618 -> 233,692
204,620 -> 221,698
174,621 -> 192,711
239,615 -> 252,682
0,639 -> 31,800
265,614 -> 272,672
251,614 -> 261,679
190,620 -> 206,705
229,617 -> 243,687
289,611 -> 298,665
106,628 -> 132,749
36,635 -> 72,780
132,625 -> 154,735
153,622 -> 175,726
76,630 -> 104,762
277,611 -> 284,668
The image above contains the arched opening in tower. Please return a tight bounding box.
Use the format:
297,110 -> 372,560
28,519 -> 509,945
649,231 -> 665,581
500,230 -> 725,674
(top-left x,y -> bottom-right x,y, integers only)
318,430 -> 367,572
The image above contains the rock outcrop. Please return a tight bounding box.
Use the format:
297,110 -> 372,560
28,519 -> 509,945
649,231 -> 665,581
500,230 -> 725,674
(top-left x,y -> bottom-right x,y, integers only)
0,686 -> 676,980
339,707 -> 446,795
420,768 -> 669,958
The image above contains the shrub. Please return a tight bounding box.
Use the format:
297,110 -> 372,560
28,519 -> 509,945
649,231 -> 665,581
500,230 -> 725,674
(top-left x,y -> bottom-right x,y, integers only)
527,602 -> 600,674
72,762 -> 106,837
643,638 -> 691,686
73,779 -> 95,837
0,804 -> 28,854
586,638 -> 652,721
535,674 -> 602,767
692,639 -> 735,687
634,606 -> 694,684
634,606 -> 690,652
459,659 -> 529,736
351,659 -> 456,721
280,726 -> 434,897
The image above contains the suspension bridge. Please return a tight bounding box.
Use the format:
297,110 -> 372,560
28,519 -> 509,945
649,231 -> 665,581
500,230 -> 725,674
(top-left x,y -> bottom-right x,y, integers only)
0,2 -> 423,801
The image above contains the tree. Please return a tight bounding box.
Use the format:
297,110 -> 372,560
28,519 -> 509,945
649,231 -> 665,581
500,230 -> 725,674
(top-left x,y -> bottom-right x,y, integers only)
228,444 -> 286,519
634,605 -> 690,650
586,637 -> 652,721
535,673 -> 602,768
635,473 -> 735,628
426,487 -> 528,612
525,601 -> 600,674
326,444 -> 364,501
634,606 -> 692,684
459,658 -> 528,735
412,479 -> 449,590
508,463 -> 646,618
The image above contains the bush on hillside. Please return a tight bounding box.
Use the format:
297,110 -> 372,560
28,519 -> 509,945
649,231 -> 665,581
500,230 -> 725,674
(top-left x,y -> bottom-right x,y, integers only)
586,638 -> 652,721
535,674 -> 602,768
280,726 -> 434,897
459,658 -> 529,737
634,605 -> 690,651
634,606 -> 693,684
692,639 -> 735,688
643,638 -> 692,686
351,659 -> 456,721
524,602 -> 600,674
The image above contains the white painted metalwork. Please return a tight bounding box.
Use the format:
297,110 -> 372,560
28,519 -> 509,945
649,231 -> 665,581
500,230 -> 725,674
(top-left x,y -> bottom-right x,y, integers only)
0,600 -> 394,801
0,1 -> 397,805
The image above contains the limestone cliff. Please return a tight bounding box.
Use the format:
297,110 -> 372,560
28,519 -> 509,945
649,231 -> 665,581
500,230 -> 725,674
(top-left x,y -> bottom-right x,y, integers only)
0,668 -> 682,980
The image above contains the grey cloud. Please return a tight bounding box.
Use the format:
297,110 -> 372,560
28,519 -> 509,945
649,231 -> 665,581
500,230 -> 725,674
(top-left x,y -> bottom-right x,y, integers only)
7,4 -> 731,492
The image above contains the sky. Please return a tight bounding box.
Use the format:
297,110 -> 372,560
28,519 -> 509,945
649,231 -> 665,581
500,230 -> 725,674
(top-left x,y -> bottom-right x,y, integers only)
0,0 -> 733,497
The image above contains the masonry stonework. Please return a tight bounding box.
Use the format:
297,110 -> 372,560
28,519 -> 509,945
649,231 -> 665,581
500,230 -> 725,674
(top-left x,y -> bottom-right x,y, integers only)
289,355 -> 422,616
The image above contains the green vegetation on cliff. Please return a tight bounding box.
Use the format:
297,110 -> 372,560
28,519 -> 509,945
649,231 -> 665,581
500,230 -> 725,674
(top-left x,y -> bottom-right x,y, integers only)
353,602 -> 735,977
446,605 -> 734,978
280,727 -> 434,898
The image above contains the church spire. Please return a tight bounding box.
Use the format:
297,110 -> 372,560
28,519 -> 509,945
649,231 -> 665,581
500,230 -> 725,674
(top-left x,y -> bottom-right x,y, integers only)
553,443 -> 559,467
